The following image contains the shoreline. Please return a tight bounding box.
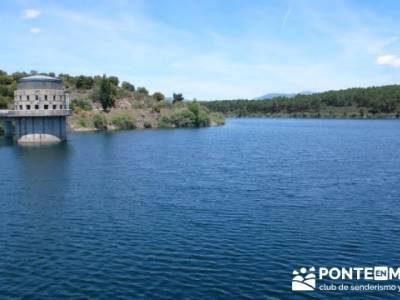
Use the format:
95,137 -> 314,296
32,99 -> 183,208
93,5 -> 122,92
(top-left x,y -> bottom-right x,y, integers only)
221,115 -> 400,120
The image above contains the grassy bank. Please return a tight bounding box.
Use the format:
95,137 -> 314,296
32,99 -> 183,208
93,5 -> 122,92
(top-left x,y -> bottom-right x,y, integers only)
69,102 -> 225,131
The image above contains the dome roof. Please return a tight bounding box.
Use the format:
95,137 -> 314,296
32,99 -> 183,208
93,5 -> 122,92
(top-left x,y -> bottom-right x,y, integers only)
17,75 -> 64,90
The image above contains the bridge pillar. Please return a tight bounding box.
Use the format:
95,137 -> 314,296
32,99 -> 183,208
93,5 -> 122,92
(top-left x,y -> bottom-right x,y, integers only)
3,119 -> 13,139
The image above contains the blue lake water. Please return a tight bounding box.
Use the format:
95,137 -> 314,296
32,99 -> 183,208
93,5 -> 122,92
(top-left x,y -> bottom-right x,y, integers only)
1,118 -> 400,299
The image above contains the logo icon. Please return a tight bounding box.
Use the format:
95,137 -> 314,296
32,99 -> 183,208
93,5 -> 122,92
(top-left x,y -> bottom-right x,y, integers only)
374,266 -> 388,281
292,267 -> 316,291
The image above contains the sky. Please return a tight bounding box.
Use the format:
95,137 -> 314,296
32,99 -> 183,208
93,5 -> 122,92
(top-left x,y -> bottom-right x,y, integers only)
1,0 -> 400,100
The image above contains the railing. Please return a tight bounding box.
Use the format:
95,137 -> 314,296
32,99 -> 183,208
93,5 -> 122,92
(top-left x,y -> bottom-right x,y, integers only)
0,109 -> 72,117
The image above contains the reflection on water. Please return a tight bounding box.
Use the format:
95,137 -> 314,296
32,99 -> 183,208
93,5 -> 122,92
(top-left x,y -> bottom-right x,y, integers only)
16,141 -> 72,201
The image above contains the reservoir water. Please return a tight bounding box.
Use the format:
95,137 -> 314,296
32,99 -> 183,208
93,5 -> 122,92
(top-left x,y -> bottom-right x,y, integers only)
1,118 -> 400,299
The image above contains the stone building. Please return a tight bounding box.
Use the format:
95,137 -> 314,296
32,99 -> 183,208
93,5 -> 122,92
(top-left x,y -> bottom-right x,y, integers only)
0,75 -> 71,144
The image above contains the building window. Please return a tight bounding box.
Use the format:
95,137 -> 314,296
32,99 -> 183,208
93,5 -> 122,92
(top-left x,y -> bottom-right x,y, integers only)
35,95 -> 39,101
45,95 -> 48,100
60,105 -> 63,109
27,105 -> 31,110
27,95 -> 30,101
35,104 -> 39,110
44,105 -> 49,110
53,95 -> 56,100
53,104 -> 57,109
60,95 -> 63,101
19,96 -> 22,100
19,105 -> 23,110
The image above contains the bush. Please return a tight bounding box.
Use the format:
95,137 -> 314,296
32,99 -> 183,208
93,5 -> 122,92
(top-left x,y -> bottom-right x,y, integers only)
173,93 -> 184,103
152,101 -> 166,113
108,76 -> 119,86
122,81 -> 135,92
0,85 -> 13,97
75,76 -> 94,89
92,113 -> 108,130
70,99 -> 93,112
168,109 -> 196,127
144,121 -> 152,128
78,113 -> 89,127
0,96 -> 9,109
158,117 -> 172,128
111,112 -> 136,129
99,75 -> 116,111
210,112 -> 225,125
188,101 -> 210,127
0,76 -> 13,85
153,92 -> 165,101
137,87 -> 149,96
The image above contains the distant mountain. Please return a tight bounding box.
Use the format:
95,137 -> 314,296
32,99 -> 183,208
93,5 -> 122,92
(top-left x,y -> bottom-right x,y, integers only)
254,91 -> 313,100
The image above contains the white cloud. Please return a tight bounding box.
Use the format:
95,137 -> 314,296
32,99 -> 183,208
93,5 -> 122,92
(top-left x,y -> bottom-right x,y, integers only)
30,27 -> 41,34
376,54 -> 400,67
22,9 -> 41,19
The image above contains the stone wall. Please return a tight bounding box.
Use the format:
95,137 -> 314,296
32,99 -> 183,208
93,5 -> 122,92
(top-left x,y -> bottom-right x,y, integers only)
14,89 -> 69,111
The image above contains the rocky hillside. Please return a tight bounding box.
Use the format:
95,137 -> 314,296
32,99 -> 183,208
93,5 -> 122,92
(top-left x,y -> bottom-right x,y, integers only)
0,71 -> 225,134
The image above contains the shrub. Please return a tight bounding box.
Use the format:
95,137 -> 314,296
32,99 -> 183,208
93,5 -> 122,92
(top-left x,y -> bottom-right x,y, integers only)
0,85 -> 13,97
108,76 -> 119,86
0,96 -> 9,109
111,112 -> 136,129
169,109 -> 196,127
92,113 -> 108,130
137,87 -> 149,96
71,99 -> 93,112
152,101 -> 166,113
73,106 -> 82,114
0,76 -> 13,85
158,117 -> 172,128
172,93 -> 184,103
122,81 -> 135,92
75,76 -> 94,89
78,113 -> 89,127
144,121 -> 152,128
188,101 -> 210,127
153,92 -> 165,101
99,75 -> 116,111
210,112 -> 225,125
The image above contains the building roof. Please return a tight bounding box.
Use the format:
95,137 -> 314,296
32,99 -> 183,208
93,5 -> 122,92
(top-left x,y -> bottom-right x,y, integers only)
18,75 -> 60,82
17,75 -> 64,90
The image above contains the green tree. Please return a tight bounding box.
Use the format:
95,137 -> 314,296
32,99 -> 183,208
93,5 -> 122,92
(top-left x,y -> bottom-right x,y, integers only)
188,101 -> 210,127
0,96 -> 9,109
108,76 -> 119,86
99,75 -> 116,111
153,92 -> 165,101
173,93 -> 184,103
76,76 -> 94,89
137,87 -> 149,95
122,81 -> 135,92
